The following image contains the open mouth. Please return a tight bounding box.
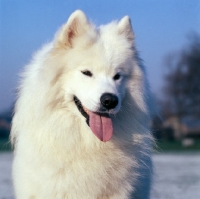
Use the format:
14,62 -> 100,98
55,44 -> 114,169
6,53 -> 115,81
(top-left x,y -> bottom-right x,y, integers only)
74,96 -> 113,142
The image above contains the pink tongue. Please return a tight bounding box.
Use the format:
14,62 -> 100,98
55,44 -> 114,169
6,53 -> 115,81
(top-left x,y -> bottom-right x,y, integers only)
89,112 -> 113,142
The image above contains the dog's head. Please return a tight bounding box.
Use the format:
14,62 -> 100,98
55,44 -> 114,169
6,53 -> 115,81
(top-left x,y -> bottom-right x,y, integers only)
51,10 -> 136,142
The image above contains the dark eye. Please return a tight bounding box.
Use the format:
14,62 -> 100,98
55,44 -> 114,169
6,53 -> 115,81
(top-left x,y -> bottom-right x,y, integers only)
81,70 -> 93,77
113,73 -> 121,80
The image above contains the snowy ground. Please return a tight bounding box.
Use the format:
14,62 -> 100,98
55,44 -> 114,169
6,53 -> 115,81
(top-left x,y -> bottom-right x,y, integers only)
0,152 -> 14,199
1,152 -> 200,199
151,152 -> 200,199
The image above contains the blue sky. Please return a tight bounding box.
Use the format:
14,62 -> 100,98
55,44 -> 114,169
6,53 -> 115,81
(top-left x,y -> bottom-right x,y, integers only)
0,0 -> 200,112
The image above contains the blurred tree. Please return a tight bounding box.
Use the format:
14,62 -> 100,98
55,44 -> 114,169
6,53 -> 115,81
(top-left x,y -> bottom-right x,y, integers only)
162,32 -> 200,121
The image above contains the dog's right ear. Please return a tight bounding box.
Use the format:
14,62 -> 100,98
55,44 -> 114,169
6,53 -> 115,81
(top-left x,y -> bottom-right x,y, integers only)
55,10 -> 90,48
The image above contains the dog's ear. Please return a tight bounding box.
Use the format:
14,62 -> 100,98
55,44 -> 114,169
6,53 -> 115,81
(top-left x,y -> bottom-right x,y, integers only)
118,16 -> 134,42
55,10 -> 90,48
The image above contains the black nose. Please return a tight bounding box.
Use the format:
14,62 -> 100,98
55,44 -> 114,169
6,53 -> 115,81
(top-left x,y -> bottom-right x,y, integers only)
100,93 -> 118,110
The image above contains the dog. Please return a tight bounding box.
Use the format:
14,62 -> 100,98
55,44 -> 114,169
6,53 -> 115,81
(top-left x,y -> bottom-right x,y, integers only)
11,10 -> 154,199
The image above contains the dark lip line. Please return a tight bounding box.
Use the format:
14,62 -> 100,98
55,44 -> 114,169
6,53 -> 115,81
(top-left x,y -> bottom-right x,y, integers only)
73,96 -> 89,120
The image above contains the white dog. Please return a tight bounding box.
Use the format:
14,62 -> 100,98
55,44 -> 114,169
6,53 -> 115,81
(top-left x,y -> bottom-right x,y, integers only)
11,10 -> 154,199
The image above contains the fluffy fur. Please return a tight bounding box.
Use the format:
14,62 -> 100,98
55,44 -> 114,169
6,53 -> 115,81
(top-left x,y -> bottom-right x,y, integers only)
11,10 -> 154,199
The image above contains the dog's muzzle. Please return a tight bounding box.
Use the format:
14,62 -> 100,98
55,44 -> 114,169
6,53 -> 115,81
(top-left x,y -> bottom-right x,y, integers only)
73,95 -> 115,142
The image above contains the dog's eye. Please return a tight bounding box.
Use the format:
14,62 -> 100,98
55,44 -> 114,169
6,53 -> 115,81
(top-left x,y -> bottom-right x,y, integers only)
113,73 -> 121,80
81,70 -> 93,77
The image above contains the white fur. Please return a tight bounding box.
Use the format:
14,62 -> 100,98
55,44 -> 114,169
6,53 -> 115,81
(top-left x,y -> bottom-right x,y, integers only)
11,10 -> 154,199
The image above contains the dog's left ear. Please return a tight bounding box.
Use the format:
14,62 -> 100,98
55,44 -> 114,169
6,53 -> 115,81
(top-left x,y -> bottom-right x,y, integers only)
118,16 -> 134,42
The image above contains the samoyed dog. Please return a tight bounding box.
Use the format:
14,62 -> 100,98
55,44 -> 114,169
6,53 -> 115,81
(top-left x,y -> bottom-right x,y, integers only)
11,10 -> 154,199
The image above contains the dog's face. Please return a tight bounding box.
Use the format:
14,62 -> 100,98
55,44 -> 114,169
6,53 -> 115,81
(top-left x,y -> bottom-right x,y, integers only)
68,47 -> 130,115
53,10 -> 135,141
